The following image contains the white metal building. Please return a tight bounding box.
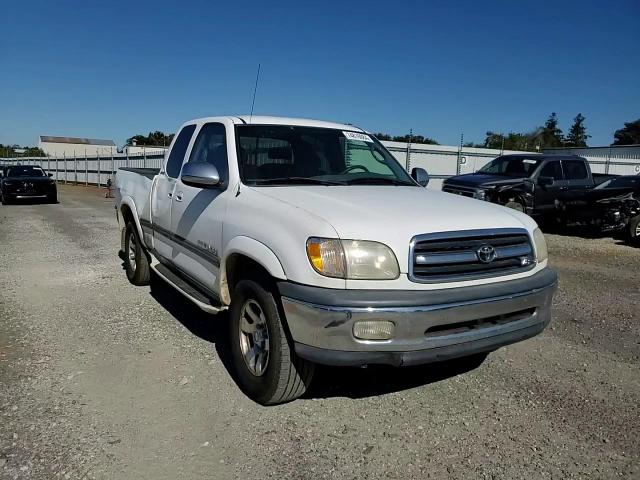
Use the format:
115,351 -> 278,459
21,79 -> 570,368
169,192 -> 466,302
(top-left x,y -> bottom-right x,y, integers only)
121,145 -> 169,156
39,136 -> 117,157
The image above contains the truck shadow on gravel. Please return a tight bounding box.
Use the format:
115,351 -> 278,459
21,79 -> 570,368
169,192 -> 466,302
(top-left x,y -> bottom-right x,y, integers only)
148,272 -> 487,401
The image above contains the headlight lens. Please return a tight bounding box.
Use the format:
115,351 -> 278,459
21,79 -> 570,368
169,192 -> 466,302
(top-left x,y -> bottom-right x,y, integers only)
532,227 -> 548,262
306,238 -> 345,278
306,238 -> 400,280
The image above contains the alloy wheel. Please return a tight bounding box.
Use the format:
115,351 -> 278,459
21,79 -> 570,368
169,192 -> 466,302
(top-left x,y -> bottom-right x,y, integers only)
238,299 -> 270,376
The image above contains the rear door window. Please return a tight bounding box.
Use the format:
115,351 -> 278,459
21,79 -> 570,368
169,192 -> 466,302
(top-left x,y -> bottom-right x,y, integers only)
165,124 -> 196,178
563,160 -> 589,180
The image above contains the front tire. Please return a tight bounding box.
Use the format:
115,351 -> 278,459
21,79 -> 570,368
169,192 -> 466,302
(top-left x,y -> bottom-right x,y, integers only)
229,278 -> 314,405
504,200 -> 525,213
1,192 -> 10,205
124,221 -> 150,286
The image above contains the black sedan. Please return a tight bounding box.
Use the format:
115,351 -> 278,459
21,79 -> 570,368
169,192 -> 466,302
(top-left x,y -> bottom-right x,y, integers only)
1,165 -> 57,205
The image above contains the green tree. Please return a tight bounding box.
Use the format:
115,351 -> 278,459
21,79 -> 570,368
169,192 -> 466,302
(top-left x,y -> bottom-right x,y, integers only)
373,133 -> 438,145
126,131 -> 174,146
541,112 -> 564,148
0,144 -> 45,157
564,113 -> 590,147
374,132 -> 392,141
612,119 -> 640,145
482,131 -> 541,152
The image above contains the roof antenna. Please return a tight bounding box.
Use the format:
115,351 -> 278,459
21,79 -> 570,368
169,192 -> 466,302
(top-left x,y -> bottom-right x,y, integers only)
249,63 -> 261,124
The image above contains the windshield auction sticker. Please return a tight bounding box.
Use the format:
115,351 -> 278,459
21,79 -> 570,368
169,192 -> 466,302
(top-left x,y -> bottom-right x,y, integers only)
343,131 -> 373,142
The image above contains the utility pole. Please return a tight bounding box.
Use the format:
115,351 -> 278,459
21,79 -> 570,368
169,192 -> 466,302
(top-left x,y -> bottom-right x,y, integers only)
456,133 -> 464,175
405,128 -> 413,172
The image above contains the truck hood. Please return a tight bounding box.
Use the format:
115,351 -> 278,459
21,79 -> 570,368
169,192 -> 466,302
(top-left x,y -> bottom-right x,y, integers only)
251,186 -> 534,267
444,173 -> 526,188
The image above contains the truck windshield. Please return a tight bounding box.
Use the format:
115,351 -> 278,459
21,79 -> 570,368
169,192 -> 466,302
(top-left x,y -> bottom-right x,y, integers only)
235,125 -> 416,186
477,156 -> 542,177
6,166 -> 46,177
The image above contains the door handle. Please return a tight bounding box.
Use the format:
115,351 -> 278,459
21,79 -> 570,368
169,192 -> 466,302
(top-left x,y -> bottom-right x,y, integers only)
175,192 -> 184,202
168,192 -> 173,198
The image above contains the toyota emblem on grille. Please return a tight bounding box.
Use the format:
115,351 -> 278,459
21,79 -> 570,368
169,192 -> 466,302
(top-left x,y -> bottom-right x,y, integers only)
477,244 -> 497,263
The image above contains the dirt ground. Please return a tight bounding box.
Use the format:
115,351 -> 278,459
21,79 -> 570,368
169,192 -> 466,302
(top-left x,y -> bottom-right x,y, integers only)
1,184 -> 638,479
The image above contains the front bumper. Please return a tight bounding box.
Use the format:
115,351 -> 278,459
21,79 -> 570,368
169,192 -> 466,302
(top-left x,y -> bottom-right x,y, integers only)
279,268 -> 557,367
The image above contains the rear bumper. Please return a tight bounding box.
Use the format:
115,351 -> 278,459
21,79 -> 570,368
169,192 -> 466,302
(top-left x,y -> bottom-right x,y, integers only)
278,268 -> 557,367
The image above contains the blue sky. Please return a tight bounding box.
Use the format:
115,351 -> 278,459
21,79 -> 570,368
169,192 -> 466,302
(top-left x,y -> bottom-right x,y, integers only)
1,0 -> 638,148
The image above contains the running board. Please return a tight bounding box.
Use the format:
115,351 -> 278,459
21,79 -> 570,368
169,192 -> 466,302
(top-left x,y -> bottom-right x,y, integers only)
151,263 -> 225,314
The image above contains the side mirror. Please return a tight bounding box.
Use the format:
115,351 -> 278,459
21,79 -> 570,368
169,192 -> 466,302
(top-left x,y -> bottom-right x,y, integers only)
181,163 -> 221,188
538,176 -> 554,187
48,173 -> 53,177
411,167 -> 430,187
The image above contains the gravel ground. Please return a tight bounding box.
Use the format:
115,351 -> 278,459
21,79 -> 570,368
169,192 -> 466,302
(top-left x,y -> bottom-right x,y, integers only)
1,184 -> 638,479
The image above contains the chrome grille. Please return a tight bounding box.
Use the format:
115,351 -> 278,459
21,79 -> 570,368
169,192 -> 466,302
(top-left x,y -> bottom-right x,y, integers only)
409,228 -> 535,282
442,184 -> 477,197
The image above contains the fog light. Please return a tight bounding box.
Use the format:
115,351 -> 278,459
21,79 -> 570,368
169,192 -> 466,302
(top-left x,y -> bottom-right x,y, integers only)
353,320 -> 395,341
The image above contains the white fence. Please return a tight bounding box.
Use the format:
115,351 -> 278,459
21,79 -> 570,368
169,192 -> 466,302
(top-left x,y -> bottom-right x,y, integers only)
0,152 -> 165,187
2,142 -> 639,190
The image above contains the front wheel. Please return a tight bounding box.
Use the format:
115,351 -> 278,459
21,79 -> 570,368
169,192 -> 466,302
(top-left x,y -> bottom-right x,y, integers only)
124,221 -> 150,286
504,200 -> 525,213
229,278 -> 314,405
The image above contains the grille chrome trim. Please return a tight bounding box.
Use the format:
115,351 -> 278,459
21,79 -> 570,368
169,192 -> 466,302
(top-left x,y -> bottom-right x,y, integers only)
409,228 -> 535,283
442,185 -> 477,197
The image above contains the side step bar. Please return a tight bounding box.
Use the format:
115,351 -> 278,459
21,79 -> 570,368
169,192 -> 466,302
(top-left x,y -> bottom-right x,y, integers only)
151,263 -> 226,314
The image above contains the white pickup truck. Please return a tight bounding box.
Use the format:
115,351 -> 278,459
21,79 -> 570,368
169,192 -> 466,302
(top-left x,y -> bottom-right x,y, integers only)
115,116 -> 557,405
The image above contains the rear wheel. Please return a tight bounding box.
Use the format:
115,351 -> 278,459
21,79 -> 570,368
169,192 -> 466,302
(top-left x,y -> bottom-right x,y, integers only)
229,278 -> 314,405
124,221 -> 150,286
629,215 -> 640,245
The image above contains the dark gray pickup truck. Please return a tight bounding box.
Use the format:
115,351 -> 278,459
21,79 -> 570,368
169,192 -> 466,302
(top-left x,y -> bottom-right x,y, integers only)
442,154 -> 612,217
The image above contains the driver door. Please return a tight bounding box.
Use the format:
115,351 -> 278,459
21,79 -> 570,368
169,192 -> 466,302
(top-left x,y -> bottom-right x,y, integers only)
534,160 -> 565,212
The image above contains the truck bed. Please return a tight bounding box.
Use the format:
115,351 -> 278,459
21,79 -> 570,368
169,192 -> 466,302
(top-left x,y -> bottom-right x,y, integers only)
115,167 -> 156,228
118,167 -> 160,180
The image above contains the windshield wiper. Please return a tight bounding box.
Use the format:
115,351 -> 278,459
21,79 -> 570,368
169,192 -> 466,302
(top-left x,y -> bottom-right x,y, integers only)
344,177 -> 415,186
249,177 -> 345,186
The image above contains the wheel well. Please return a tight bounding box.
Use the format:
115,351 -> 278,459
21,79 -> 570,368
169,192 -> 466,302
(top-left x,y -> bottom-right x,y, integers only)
120,204 -> 134,225
500,193 -> 526,207
222,254 -> 274,304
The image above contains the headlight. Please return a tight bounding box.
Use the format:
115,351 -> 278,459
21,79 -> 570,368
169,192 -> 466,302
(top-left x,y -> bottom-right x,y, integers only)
306,238 -> 400,280
532,227 -> 548,262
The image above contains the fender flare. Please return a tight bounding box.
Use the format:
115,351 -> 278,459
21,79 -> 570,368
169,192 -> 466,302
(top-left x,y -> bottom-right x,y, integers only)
219,236 -> 287,304
119,196 -> 148,249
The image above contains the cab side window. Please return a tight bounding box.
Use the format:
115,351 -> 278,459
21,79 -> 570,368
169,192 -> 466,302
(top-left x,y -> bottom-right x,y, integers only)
187,123 -> 228,184
165,124 -> 196,178
539,161 -> 563,181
